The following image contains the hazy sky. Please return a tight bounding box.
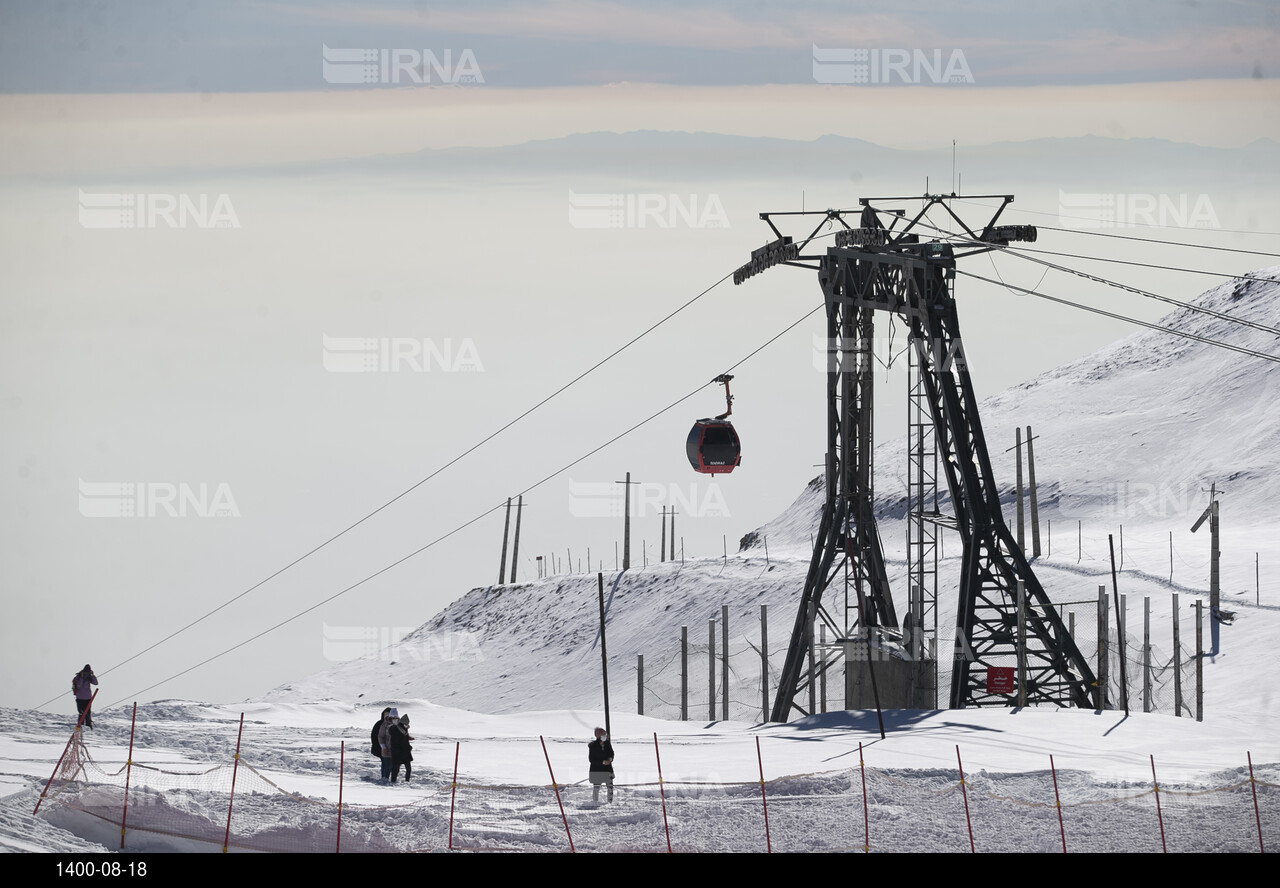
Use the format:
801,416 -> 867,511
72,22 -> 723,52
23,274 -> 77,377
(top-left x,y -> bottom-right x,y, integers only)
1,0 -> 1277,91
2,1 -> 1278,714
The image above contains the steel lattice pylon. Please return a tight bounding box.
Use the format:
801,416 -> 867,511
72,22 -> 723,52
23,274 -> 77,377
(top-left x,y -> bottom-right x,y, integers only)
737,196 -> 1099,720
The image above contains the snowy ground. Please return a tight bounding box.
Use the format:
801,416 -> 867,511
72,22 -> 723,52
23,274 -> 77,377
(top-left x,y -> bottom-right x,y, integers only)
4,270 -> 1277,854
2,696 -> 1278,854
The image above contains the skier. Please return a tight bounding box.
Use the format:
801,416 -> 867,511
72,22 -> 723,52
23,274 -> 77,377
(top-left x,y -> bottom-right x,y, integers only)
587,727 -> 615,803
71,665 -> 97,729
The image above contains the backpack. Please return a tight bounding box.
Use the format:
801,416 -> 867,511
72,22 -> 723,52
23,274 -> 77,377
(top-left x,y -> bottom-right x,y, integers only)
370,720 -> 382,757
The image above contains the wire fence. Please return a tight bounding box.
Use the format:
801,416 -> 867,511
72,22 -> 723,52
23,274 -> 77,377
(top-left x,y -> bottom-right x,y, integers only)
35,724 -> 1278,852
637,592 -> 1203,721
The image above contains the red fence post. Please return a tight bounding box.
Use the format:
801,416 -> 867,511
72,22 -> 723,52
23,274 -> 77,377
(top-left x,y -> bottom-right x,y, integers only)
1050,754 -> 1066,853
859,742 -> 869,853
1150,754 -> 1167,853
653,733 -> 672,853
120,703 -> 137,850
336,741 -> 345,854
540,736 -> 574,853
1248,751 -> 1264,853
956,746 -> 975,853
448,742 -> 459,851
34,688 -> 98,815
222,713 -> 245,854
755,736 -> 771,853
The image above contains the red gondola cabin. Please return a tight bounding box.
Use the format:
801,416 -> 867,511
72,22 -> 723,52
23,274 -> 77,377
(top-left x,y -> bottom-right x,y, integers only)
687,419 -> 741,475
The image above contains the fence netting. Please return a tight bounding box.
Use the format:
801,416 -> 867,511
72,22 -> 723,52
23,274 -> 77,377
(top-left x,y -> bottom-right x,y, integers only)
36,730 -> 1278,852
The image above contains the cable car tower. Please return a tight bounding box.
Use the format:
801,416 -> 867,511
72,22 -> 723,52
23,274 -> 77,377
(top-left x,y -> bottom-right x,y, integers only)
734,194 -> 1099,719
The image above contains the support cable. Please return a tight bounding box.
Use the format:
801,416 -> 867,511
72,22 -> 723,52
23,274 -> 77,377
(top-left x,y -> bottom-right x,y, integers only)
862,206 -> 1280,340
99,304 -> 824,708
32,271 -> 736,710
956,269 -> 1280,366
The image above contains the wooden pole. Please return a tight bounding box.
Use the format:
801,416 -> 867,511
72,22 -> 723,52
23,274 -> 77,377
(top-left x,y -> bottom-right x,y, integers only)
1097,585 -> 1108,710
448,742 -> 459,850
859,742 -> 870,852
760,605 -> 769,723
597,573 -> 612,740
1172,593 -> 1183,717
1210,494 -> 1220,617
222,713 -> 245,853
819,624 -> 827,714
1015,427 -> 1025,552
756,736 -> 772,853
120,703 -> 137,850
1050,754 -> 1066,853
721,605 -> 729,721
1017,579 -> 1027,707
541,736 -> 574,853
617,472 -> 637,570
335,740 -> 344,854
681,625 -> 688,721
1248,751 -> 1264,853
660,506 -> 667,563
499,497 -> 511,584
1109,535 -> 1129,715
653,734 -> 672,853
34,688 -> 98,815
1195,599 -> 1204,721
708,618 -> 716,721
1143,597 -> 1152,713
1027,426 -> 1041,557
510,495 -> 523,581
1150,755 -> 1167,853
957,746 -> 975,853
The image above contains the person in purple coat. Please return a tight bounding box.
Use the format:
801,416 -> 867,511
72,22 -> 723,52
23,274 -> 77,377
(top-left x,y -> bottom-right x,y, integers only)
72,665 -> 97,729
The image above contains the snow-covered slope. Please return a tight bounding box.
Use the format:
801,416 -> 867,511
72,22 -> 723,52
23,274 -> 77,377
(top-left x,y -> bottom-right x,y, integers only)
267,269 -> 1280,721
8,271 -> 1280,854
754,266 -> 1280,534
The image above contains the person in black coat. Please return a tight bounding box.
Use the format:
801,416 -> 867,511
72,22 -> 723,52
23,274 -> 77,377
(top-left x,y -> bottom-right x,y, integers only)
588,727 -> 615,803
371,707 -> 391,780
389,714 -> 414,783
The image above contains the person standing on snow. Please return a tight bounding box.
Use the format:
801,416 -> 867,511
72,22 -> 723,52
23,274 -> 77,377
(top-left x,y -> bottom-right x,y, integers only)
389,713 -> 414,783
371,707 -> 391,775
72,665 -> 97,729
378,708 -> 399,783
588,727 -> 615,803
